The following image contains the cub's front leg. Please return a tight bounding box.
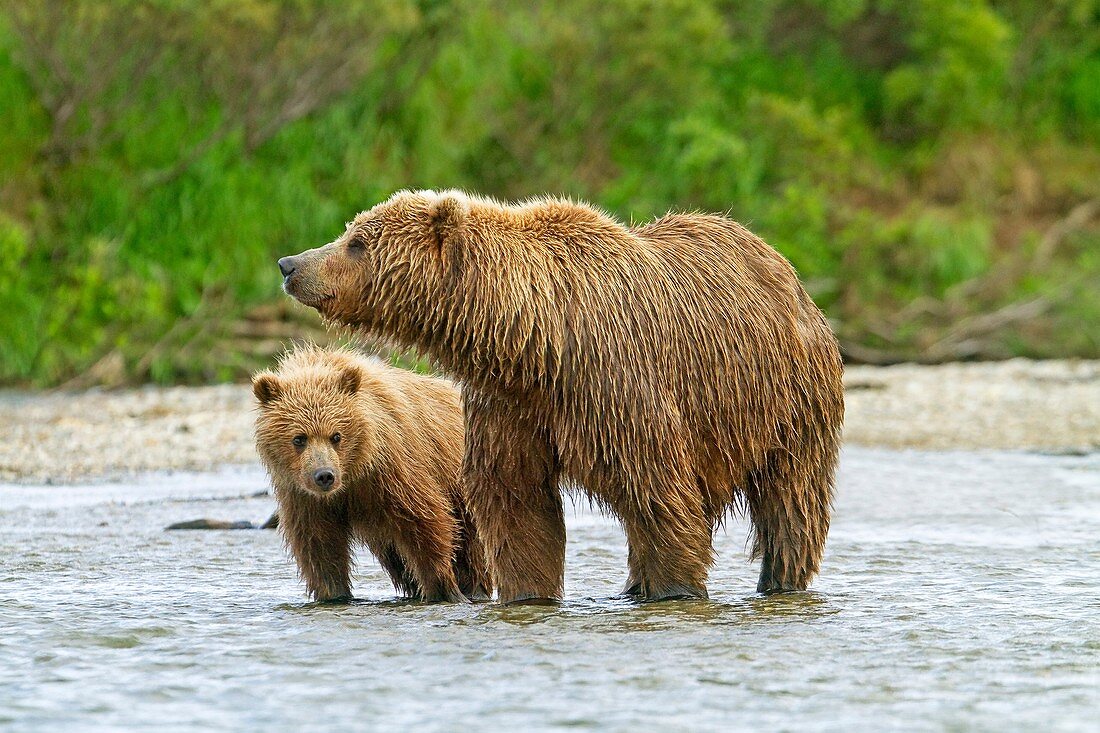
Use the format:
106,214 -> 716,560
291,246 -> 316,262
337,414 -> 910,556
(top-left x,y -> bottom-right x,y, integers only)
277,488 -> 353,602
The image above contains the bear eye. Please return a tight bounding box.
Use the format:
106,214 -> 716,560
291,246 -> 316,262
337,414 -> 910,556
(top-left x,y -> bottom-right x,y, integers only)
292,434 -> 307,448
331,433 -> 342,445
347,235 -> 365,252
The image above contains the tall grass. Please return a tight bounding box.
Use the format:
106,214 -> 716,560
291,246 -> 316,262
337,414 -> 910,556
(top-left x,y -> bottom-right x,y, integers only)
0,0 -> 1097,385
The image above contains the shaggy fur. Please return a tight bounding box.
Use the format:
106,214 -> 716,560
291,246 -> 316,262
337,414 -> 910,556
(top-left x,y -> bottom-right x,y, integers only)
279,190 -> 844,602
253,346 -> 490,602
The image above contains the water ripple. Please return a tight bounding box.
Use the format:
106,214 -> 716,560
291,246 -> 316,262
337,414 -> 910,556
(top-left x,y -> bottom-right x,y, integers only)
1,448 -> 1098,731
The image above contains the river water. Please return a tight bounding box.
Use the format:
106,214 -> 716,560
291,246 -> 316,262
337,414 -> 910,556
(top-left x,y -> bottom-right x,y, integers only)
2,448 -> 1098,731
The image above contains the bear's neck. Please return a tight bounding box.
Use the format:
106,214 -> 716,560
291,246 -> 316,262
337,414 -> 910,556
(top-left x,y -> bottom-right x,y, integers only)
382,267 -> 561,399
417,315 -> 557,399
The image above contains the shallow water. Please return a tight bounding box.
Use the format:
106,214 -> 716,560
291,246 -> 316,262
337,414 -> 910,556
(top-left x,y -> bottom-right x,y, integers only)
2,448 -> 1098,731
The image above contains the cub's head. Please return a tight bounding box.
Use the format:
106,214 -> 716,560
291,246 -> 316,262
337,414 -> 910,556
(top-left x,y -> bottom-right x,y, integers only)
252,352 -> 374,497
277,189 -> 469,340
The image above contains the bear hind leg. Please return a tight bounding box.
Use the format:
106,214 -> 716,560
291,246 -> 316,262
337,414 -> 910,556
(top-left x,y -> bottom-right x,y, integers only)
746,451 -> 834,594
374,543 -> 420,599
388,519 -> 469,604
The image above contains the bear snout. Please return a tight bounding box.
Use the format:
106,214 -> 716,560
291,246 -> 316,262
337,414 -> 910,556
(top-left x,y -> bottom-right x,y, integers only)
312,467 -> 336,491
277,256 -> 297,279
276,248 -> 335,309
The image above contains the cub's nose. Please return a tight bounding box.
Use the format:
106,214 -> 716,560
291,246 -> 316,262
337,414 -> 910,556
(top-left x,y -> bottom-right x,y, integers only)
277,256 -> 297,278
313,468 -> 335,490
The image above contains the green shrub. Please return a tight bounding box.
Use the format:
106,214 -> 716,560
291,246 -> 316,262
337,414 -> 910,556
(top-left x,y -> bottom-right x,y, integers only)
0,0 -> 1096,384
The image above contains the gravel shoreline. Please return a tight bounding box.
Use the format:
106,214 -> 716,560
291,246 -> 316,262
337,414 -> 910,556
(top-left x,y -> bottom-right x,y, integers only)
3,359 -> 1098,484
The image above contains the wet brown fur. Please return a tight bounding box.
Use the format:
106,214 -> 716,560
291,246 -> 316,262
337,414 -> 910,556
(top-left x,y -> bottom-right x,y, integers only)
252,345 -> 490,602
280,190 -> 844,601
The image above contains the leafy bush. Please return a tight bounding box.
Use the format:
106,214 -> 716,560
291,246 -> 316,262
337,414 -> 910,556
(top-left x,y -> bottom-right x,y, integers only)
0,0 -> 1097,385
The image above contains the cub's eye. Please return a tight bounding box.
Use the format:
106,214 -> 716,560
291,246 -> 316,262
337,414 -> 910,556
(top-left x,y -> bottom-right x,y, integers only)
292,434 -> 307,448
347,236 -> 365,252
331,433 -> 342,445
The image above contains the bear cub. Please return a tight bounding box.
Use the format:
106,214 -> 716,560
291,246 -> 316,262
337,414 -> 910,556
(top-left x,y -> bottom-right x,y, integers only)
253,345 -> 490,602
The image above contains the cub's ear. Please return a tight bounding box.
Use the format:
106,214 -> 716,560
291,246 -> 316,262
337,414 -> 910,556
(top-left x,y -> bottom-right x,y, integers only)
427,194 -> 468,247
252,372 -> 282,405
336,364 -> 362,395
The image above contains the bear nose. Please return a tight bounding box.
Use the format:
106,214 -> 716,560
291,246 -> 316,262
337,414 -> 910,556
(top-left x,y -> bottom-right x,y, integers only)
278,256 -> 297,278
312,468 -> 335,490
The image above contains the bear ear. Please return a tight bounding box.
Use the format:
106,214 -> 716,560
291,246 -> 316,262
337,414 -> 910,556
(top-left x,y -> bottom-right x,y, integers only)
252,372 -> 282,405
336,364 -> 362,395
427,194 -> 468,248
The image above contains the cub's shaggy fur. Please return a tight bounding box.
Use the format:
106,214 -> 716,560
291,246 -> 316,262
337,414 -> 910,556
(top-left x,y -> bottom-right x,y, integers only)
278,191 -> 844,602
253,346 -> 489,602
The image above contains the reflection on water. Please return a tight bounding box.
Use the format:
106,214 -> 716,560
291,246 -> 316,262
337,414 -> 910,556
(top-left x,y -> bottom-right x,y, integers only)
1,448 -> 1098,731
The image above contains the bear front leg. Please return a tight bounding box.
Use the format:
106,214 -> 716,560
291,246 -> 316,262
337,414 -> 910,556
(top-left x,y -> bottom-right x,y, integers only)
278,492 -> 353,602
450,487 -> 493,601
463,390 -> 564,604
617,476 -> 714,601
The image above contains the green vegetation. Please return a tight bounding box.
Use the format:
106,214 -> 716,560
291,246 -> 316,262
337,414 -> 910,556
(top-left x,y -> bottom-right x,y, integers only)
0,0 -> 1097,385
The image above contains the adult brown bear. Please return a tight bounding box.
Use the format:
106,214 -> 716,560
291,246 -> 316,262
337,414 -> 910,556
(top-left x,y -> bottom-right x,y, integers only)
277,190 -> 844,602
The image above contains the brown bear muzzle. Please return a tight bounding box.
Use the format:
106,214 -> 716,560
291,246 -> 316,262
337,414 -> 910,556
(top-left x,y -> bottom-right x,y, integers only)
312,467 -> 336,491
276,247 -> 335,309
278,256 -> 298,279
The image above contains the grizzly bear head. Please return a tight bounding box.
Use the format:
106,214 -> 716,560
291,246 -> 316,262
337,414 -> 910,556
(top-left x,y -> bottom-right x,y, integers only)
277,190 -> 469,346
252,354 -> 374,497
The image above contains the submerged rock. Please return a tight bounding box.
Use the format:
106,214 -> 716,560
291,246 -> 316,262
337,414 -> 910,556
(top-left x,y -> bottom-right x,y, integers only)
165,518 -> 255,530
